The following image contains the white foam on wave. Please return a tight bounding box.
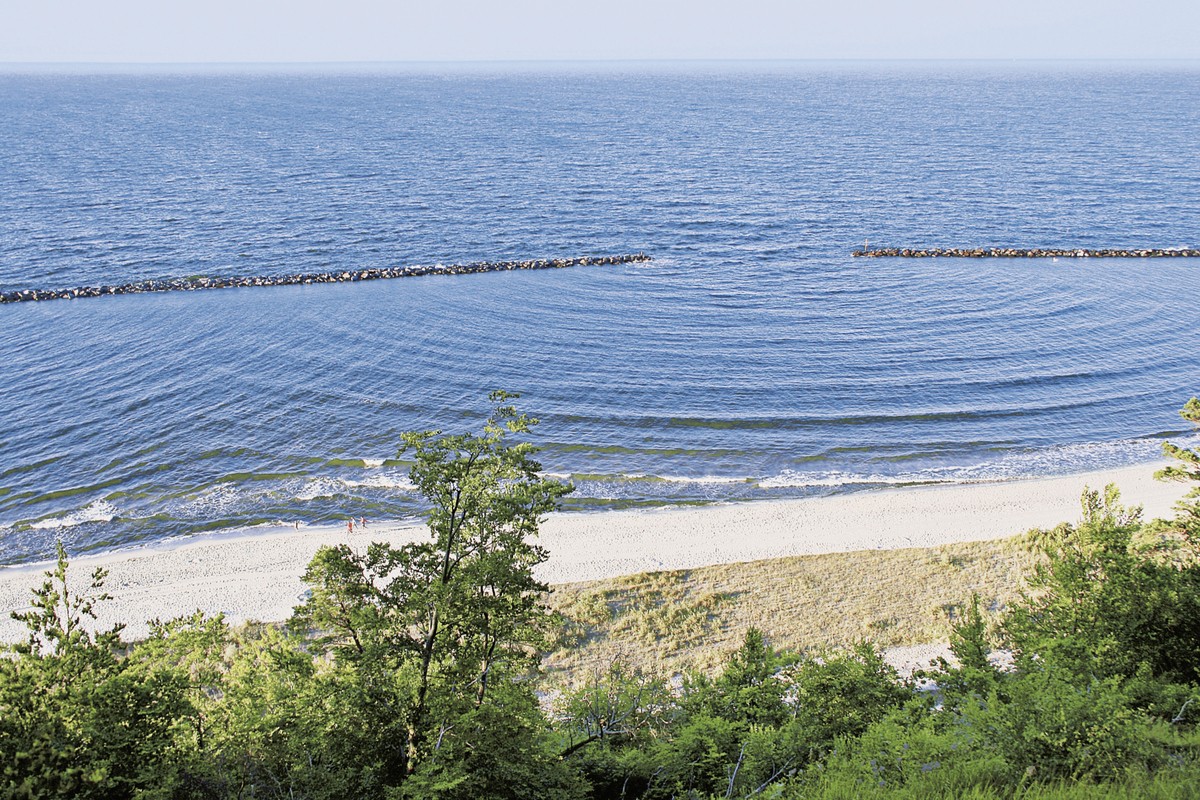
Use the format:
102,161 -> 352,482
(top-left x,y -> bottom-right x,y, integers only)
757,433 -> 1199,491
566,472 -> 751,501
30,500 -> 118,530
759,471 -> 959,489
960,433 -> 1198,481
295,473 -> 417,500
566,472 -> 746,486
657,474 -> 747,485
170,471 -> 418,511
998,437 -> 1159,475
294,477 -> 350,501
361,458 -> 386,468
177,484 -> 245,514
564,474 -> 739,502
345,474 -> 417,492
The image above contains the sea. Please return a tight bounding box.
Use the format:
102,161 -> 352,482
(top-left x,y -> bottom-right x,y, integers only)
2,61 -> 1199,566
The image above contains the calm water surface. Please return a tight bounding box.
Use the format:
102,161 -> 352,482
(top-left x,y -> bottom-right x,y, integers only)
1,62 -> 1198,564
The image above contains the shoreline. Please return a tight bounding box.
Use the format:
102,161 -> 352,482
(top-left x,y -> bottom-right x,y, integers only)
0,461 -> 1188,643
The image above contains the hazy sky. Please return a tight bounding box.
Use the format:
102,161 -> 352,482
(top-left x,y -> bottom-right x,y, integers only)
2,0 -> 1197,63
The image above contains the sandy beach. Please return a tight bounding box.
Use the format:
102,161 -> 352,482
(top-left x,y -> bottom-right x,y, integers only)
0,461 -> 1188,643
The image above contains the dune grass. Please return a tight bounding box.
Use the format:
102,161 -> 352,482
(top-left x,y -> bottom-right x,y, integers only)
545,536 -> 1038,680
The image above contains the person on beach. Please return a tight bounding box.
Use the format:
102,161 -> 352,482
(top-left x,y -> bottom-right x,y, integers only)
359,516 -> 367,529
347,518 -> 354,535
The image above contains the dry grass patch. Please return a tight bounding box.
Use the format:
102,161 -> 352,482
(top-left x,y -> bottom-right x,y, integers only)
545,536 -> 1037,682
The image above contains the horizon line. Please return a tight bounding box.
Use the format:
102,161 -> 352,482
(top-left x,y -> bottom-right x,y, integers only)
3,57 -> 1198,75
5,56 -> 1200,62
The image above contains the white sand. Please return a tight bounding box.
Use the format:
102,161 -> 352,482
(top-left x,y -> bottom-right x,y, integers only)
0,462 -> 1188,643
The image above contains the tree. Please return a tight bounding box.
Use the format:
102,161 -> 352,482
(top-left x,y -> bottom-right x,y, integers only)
787,642 -> 909,759
1006,484 -> 1200,685
1157,396 -> 1200,538
678,627 -> 796,732
557,660 -> 675,758
948,593 -> 991,673
293,391 -> 573,788
0,543 -> 193,799
399,682 -> 587,800
396,391 -> 572,770
10,540 -> 124,660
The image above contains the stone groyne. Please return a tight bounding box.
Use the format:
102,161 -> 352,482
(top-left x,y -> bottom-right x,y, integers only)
0,254 -> 652,304
853,247 -> 1200,258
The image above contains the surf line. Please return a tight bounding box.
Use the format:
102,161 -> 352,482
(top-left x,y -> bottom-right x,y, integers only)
852,247 -> 1200,258
0,254 -> 653,304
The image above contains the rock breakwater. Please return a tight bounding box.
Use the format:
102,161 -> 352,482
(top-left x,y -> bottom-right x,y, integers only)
852,247 -> 1200,258
0,254 -> 652,304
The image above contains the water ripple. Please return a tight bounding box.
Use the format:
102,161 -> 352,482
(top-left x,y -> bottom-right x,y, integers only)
1,65 -> 1198,563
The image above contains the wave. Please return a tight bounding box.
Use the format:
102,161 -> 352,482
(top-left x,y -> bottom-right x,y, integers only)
0,454 -> 68,482
29,500 -> 119,530
4,430 -> 1193,565
655,474 -> 749,485
758,471 -> 960,489
292,477 -> 351,502
554,432 -> 1197,498
325,457 -> 396,468
277,474 -> 418,502
543,402 -> 1104,435
564,472 -> 748,486
177,483 -> 247,514
757,433 -> 1198,491
343,474 -> 417,491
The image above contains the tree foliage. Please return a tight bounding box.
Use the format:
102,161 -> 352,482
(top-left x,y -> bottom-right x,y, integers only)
1006,483 -> 1200,685
1157,396 -> 1200,538
0,543 -> 193,799
291,390 -> 574,792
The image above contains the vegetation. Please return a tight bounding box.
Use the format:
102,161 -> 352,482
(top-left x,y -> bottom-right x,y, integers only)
547,537 -> 1036,679
2,395 -> 1200,798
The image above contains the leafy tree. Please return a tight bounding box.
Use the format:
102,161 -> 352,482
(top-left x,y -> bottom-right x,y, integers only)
813,704 -> 1011,797
0,543 -> 192,799
398,391 -> 571,716
9,541 -> 125,660
948,592 -> 991,674
629,629 -> 799,797
787,642 -> 910,760
1006,485 -> 1200,684
707,627 -> 796,728
1157,396 -> 1200,538
129,612 -> 231,753
965,664 -> 1163,782
558,660 -> 675,759
293,391 -> 573,790
216,623 -> 409,799
555,661 -> 678,799
621,634 -> 909,799
916,592 -> 1001,714
399,682 -> 587,800
293,541 -> 419,663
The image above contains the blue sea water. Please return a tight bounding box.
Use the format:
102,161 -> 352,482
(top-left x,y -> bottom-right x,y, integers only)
1,61 -> 1199,565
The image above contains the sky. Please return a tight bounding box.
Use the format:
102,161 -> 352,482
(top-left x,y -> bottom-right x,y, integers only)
1,0 -> 1198,64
